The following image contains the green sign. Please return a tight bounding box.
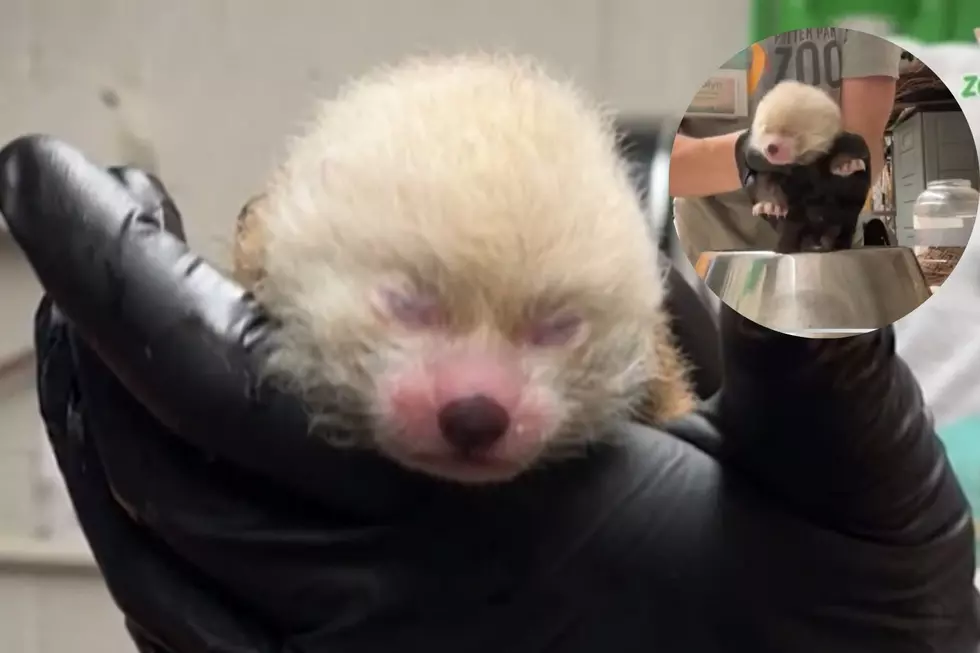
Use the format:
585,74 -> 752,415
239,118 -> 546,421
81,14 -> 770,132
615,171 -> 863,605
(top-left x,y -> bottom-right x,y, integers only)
751,0 -> 980,45
962,74 -> 980,100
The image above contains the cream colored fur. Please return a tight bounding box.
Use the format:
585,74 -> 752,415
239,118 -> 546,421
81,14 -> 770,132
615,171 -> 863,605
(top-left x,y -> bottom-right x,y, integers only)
750,80 -> 842,163
234,53 -> 694,464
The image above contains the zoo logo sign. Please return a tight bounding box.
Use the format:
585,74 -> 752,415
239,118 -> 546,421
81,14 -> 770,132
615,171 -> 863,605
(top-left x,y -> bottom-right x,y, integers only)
963,74 -> 980,99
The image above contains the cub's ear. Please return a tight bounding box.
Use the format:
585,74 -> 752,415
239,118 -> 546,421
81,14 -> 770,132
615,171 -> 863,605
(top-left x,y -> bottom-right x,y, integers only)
233,194 -> 270,288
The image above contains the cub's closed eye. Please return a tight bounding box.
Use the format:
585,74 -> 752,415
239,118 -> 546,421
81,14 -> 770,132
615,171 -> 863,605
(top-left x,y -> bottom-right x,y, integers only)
375,287 -> 445,328
527,313 -> 584,347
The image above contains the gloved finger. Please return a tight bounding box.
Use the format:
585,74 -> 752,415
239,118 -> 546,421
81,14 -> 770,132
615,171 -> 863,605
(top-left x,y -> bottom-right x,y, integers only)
3,135 -> 411,514
34,297 -> 281,653
107,166 -> 187,242
69,327 -> 400,633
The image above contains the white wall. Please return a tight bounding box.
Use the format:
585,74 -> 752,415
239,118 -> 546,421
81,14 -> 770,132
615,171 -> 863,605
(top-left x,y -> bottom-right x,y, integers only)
0,0 -> 751,651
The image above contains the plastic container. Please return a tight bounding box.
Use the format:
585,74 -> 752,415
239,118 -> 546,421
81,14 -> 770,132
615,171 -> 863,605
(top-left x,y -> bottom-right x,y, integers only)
912,179 -> 979,246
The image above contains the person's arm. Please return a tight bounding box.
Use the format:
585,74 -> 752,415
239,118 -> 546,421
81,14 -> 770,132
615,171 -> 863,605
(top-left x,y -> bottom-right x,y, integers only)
711,307 -> 973,549
841,76 -> 896,187
839,32 -> 902,187
669,131 -> 746,198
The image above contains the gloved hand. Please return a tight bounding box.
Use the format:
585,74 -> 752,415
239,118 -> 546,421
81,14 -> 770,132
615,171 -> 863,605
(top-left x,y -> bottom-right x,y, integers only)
0,135 -> 414,515
733,128 -> 772,185
33,297 -> 283,653
733,128 -> 872,187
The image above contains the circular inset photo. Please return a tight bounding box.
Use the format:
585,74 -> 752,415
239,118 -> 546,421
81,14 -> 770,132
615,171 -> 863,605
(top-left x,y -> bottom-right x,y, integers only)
669,28 -> 979,337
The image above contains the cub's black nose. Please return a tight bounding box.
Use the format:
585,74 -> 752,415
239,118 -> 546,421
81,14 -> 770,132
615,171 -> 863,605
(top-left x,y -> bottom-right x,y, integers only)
437,395 -> 510,454
766,143 -> 780,156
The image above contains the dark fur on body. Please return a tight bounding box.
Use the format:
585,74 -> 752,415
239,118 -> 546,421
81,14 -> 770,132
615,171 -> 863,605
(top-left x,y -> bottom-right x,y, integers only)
745,131 -> 872,253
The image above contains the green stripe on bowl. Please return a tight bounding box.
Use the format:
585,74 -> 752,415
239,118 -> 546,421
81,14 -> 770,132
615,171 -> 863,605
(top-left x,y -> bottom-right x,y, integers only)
938,415 -> 980,562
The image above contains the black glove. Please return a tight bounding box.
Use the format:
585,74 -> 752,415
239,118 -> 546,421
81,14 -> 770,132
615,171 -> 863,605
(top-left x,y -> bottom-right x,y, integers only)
733,128 -> 767,189
733,128 -> 872,188
0,135 -> 419,515
2,135 -> 455,651
2,134 -> 972,653
33,297 -> 282,653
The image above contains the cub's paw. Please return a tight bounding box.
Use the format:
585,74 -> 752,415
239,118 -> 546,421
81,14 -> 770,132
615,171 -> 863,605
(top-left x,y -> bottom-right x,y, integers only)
752,202 -> 788,219
830,157 -> 867,177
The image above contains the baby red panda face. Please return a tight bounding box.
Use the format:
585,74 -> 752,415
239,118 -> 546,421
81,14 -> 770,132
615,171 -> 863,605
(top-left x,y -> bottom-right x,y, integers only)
365,282 -> 590,482
749,80 -> 843,166
252,54 -> 664,483
751,128 -> 837,166
258,252 -> 659,484
752,130 -> 800,166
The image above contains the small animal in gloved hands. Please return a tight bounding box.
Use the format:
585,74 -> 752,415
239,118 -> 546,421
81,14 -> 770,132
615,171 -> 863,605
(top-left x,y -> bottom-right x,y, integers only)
742,80 -> 872,254
232,54 -> 697,485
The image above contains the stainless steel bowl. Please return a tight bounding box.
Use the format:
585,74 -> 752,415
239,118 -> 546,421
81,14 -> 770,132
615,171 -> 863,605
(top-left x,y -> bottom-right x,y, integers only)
694,247 -> 933,337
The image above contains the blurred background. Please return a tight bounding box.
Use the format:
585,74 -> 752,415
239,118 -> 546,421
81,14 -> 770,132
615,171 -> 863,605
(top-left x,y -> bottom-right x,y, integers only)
0,2 -> 976,652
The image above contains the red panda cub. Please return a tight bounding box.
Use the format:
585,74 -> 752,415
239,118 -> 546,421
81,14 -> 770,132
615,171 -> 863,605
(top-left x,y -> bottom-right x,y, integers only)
746,80 -> 872,253
233,54 -> 695,484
